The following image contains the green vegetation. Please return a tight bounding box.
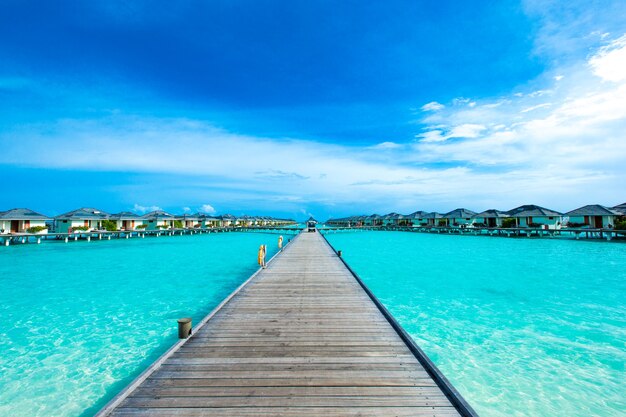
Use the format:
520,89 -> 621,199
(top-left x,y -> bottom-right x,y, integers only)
26,225 -> 47,233
174,220 -> 184,228
501,218 -> 517,228
136,224 -> 147,229
615,217 -> 626,230
156,225 -> 169,230
102,220 -> 118,231
72,226 -> 89,232
437,219 -> 447,226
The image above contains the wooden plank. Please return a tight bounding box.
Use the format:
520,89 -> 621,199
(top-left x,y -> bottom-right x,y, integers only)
121,395 -> 453,407
131,386 -> 446,397
109,407 -> 462,417
97,231 -> 473,417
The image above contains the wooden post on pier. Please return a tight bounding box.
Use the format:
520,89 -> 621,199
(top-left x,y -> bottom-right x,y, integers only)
177,318 -> 192,339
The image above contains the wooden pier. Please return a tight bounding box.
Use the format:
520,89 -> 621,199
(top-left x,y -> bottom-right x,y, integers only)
96,230 -> 476,417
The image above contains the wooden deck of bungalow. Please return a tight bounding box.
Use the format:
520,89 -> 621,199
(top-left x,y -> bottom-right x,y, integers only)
96,230 -> 477,417
0,226 -> 300,246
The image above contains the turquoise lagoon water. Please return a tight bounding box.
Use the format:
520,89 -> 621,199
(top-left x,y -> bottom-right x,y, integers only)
0,233 -> 280,417
325,231 -> 626,417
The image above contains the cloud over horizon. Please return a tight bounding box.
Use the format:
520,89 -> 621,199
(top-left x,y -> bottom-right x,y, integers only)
0,1 -> 625,219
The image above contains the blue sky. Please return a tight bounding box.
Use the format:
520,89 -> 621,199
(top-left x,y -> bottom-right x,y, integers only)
1,0 -> 625,220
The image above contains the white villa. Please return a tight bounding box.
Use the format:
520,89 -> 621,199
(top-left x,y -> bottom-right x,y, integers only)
506,205 -> 563,229
613,202 -> 626,215
54,208 -> 110,233
382,213 -> 401,226
0,208 -> 51,234
220,214 -> 237,227
472,209 -> 511,228
565,205 -> 621,228
109,212 -> 145,231
198,214 -> 222,228
407,211 -> 428,227
141,210 -> 177,230
237,215 -> 255,227
422,212 -> 444,226
364,214 -> 383,226
443,208 -> 477,227
179,213 -> 202,229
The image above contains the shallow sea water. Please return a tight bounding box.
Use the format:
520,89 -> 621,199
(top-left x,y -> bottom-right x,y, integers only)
325,231 -> 626,417
0,232 -> 280,417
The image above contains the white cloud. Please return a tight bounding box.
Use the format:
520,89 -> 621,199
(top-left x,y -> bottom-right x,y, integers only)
446,124 -> 486,139
200,204 -> 216,214
1,33 -> 625,214
370,141 -> 402,150
418,124 -> 486,142
421,101 -> 444,111
528,89 -> 551,97
182,206 -> 191,212
521,103 -> 552,113
417,130 -> 446,143
554,75 -> 564,81
589,34 -> 626,82
452,97 -> 477,107
407,33 -> 626,206
132,204 -> 162,214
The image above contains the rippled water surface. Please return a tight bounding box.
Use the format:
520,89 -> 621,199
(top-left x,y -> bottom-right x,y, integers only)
0,233 -> 280,417
325,231 -> 626,417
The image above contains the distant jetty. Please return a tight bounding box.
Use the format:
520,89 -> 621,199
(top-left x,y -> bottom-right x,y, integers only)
327,203 -> 625,229
324,203 -> 626,241
0,207 -> 296,235
0,207 -> 297,246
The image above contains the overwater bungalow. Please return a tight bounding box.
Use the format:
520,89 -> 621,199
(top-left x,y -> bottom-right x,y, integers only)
422,212 -> 444,226
237,215 -> 255,227
472,209 -> 510,228
274,217 -> 296,226
612,202 -> 626,215
365,214 -> 383,227
179,213 -> 202,229
141,210 -> 176,230
0,208 -> 51,234
55,207 -> 110,233
407,211 -> 429,227
382,213 -> 401,226
564,205 -> 621,228
395,214 -> 412,226
354,215 -> 367,226
109,212 -> 144,231
443,208 -> 477,227
198,214 -> 222,228
506,205 -> 562,229
325,216 -> 351,227
220,214 -> 237,227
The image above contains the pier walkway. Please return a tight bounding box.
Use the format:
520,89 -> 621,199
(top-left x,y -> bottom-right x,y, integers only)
97,231 -> 475,417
